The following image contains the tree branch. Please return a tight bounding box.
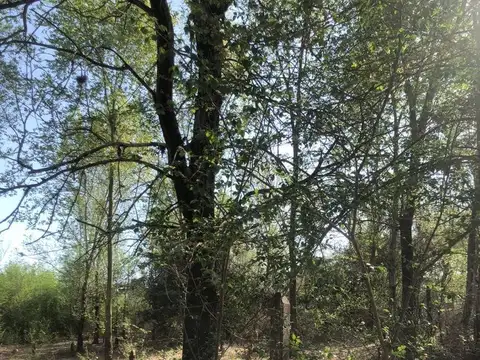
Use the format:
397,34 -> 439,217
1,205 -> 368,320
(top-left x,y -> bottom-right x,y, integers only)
1,157 -> 170,193
3,39 -> 128,71
27,141 -> 166,174
126,0 -> 154,16
0,0 -> 38,11
100,46 -> 156,99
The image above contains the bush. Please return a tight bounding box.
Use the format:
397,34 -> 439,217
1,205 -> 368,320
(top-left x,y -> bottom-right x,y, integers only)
0,263 -> 72,344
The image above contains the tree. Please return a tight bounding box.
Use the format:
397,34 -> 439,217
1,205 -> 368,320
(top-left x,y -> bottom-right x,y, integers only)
3,0 -> 480,358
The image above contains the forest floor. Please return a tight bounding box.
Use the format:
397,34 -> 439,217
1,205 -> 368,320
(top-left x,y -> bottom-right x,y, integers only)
0,341 -> 378,360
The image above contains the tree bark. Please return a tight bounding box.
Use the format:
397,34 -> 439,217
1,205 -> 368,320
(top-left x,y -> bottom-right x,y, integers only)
183,1 -> 228,357
149,1 -> 230,359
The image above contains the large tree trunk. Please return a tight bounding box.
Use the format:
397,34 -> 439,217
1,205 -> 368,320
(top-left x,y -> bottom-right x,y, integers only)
183,2 -> 228,358
150,1 -> 230,359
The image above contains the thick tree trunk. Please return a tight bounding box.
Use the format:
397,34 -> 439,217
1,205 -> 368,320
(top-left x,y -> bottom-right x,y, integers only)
183,256 -> 218,360
183,1 -> 227,357
150,1 -> 230,359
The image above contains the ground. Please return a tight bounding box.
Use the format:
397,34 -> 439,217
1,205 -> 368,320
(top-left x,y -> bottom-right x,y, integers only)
0,342 -> 378,360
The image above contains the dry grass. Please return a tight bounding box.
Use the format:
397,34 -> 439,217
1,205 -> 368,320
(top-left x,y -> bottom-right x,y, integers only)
0,341 -> 381,360
146,347 -> 248,360
0,343 -> 249,360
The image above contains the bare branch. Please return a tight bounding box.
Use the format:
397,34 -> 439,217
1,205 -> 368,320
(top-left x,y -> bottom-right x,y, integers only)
3,39 -> 128,71
0,0 -> 38,11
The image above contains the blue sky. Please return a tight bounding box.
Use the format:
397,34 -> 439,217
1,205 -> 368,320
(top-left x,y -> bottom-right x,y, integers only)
0,195 -> 33,266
